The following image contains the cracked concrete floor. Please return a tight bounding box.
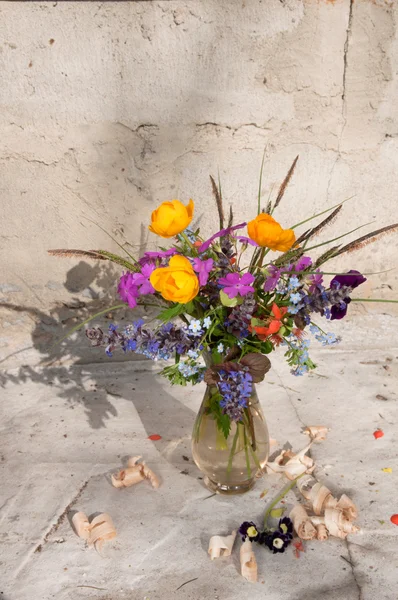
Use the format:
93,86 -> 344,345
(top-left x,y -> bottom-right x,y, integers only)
1,312 -> 398,600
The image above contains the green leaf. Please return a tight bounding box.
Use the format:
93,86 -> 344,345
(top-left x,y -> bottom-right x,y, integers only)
209,392 -> 231,440
220,290 -> 240,307
269,507 -> 286,518
157,303 -> 190,322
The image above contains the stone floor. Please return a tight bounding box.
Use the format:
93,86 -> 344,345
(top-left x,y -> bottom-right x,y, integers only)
0,308 -> 398,600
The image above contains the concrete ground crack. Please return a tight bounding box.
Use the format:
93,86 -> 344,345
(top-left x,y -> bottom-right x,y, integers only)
342,0 -> 354,118
34,477 -> 90,553
345,539 -> 363,600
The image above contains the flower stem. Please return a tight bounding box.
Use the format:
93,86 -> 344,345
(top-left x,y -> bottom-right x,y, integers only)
263,474 -> 305,528
244,427 -> 252,480
226,427 -> 240,479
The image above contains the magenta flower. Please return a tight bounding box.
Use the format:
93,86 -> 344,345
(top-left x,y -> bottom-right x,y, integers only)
294,256 -> 312,271
235,236 -> 258,247
139,248 -> 177,266
198,223 -> 246,253
264,265 -> 281,292
192,257 -> 214,286
118,264 -> 155,309
218,272 -> 255,299
308,269 -> 323,294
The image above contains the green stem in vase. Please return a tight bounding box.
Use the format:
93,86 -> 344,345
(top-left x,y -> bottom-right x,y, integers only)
245,407 -> 257,451
243,426 -> 252,479
226,427 -> 240,479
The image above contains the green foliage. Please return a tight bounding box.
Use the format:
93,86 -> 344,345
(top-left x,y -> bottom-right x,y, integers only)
157,301 -> 194,322
209,391 -> 231,440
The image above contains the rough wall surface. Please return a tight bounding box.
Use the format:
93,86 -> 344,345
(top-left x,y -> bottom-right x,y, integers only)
0,0 -> 397,310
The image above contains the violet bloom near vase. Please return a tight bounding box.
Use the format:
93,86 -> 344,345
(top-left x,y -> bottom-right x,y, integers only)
191,353 -> 270,495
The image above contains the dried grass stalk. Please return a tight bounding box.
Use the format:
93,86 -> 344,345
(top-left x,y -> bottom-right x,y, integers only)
228,205 -> 234,227
208,530 -> 237,560
314,245 -> 341,267
48,249 -> 106,260
210,174 -> 224,230
273,155 -> 299,211
240,538 -> 258,582
290,505 -> 317,540
335,223 -> 398,256
300,206 -> 342,246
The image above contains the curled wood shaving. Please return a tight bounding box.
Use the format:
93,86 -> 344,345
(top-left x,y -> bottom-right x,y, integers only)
72,512 -> 91,540
111,456 -> 160,489
266,442 -> 315,480
312,510 -> 360,539
315,523 -> 329,541
88,514 -> 117,551
72,512 -> 116,551
240,539 -> 257,583
297,475 -> 358,520
290,505 -> 317,541
303,425 -> 330,441
208,530 -> 237,560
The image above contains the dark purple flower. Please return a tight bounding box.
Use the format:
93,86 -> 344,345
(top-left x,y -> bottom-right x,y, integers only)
192,257 -> 214,286
263,530 -> 291,554
330,270 -> 367,290
278,517 -> 293,539
294,256 -> 312,271
238,521 -> 260,542
218,272 -> 255,299
139,248 -> 177,266
330,297 -> 351,320
198,223 -> 246,253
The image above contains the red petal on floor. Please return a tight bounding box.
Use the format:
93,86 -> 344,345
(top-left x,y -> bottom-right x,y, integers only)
390,514 -> 398,525
373,429 -> 384,439
148,434 -> 162,441
293,540 -> 305,558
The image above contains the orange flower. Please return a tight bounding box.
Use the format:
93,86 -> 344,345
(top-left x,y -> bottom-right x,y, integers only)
247,214 -> 295,251
251,303 -> 288,341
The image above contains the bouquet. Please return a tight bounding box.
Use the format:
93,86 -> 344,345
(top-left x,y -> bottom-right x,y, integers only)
50,156 -> 397,492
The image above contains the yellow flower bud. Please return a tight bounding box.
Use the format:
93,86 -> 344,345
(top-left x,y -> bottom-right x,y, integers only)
149,199 -> 194,238
150,255 -> 199,304
247,214 -> 295,252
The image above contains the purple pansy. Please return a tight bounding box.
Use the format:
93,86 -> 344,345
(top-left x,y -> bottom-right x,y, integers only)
139,248 -> 177,266
218,272 -> 255,299
192,257 -> 214,286
330,298 -> 351,320
330,270 -> 367,290
198,223 -> 246,253
118,264 -> 156,309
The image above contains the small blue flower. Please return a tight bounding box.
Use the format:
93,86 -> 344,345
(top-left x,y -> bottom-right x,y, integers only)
287,276 -> 300,291
292,364 -> 308,376
203,316 -> 212,329
288,305 -> 300,315
188,319 -> 202,335
217,343 -> 225,354
289,292 -> 302,304
187,349 -> 199,359
309,324 -> 319,334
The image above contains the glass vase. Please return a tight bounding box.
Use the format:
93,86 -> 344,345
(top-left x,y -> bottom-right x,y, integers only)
192,382 -> 270,495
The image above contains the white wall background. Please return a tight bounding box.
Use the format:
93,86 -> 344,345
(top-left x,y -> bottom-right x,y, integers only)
1,0 -> 397,309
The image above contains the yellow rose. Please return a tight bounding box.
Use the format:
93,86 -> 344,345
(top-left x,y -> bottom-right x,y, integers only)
149,199 -> 194,238
247,214 -> 296,252
150,255 -> 199,304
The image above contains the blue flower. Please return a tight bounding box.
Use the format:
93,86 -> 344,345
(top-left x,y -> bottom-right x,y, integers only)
217,342 -> 224,353
203,316 -> 212,329
188,319 -> 202,335
287,276 -> 300,291
289,292 -> 302,304
292,364 -> 308,376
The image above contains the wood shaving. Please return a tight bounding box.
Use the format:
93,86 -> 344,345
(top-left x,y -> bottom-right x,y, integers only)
240,539 -> 257,583
111,456 -> 160,489
297,475 -> 358,520
72,512 -> 116,551
208,530 -> 237,560
290,505 -> 317,540
303,425 -> 330,441
312,510 -> 360,539
266,442 -> 315,480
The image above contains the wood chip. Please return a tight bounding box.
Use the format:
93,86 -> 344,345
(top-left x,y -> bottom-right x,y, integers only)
303,425 -> 330,441
71,512 -> 116,551
111,456 -> 160,489
290,505 -> 317,540
208,530 -> 237,560
240,539 -> 257,583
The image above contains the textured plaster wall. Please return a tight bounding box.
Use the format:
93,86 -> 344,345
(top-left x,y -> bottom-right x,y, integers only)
0,0 -> 397,310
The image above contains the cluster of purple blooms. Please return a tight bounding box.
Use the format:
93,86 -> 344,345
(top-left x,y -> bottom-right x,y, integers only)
217,368 -> 253,421
239,517 -> 294,554
86,319 -> 204,361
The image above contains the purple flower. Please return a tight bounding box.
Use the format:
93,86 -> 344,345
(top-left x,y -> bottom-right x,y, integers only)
139,248 -> 177,266
330,270 -> 367,290
118,273 -> 139,308
218,272 -> 255,299
118,265 -> 156,308
330,298 -> 351,320
294,256 -> 312,271
308,269 -> 324,294
235,236 -> 258,247
198,223 -> 246,253
264,265 -> 281,292
192,257 -> 214,286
